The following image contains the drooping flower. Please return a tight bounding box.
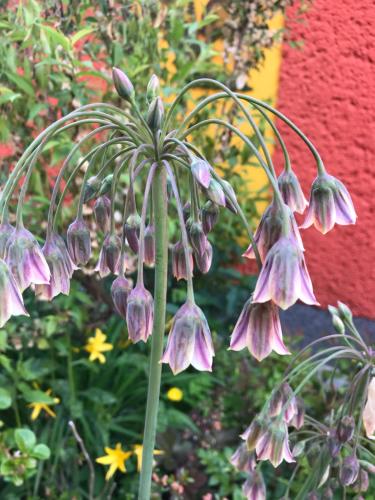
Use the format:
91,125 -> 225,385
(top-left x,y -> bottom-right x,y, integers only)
94,196 -> 111,233
243,201 -> 303,262
339,454 -> 360,486
337,415 -> 355,443
230,443 -> 256,473
195,240 -> 213,274
255,419 -> 294,467
83,175 -> 101,202
124,212 -> 141,254
67,218 -> 91,266
269,383 -> 298,424
172,241 -> 193,281
0,221 -> 15,259
188,221 -> 207,258
111,276 -> 133,319
96,234 -> 121,277
201,201 -> 219,234
126,284 -> 154,343
28,388 -> 60,421
191,158 -> 212,189
84,328 -> 113,364
363,377 -> 375,439
166,387 -> 183,402
229,299 -> 289,361
35,233 -> 77,300
144,224 -> 155,266
242,470 -> 266,500
252,237 -> 318,310
0,258 -> 28,327
301,173 -> 356,234
240,415 -> 267,451
277,169 -> 308,214
5,227 -> 51,292
290,397 -> 305,430
96,443 -> 133,480
221,179 -> 238,213
161,301 -> 214,375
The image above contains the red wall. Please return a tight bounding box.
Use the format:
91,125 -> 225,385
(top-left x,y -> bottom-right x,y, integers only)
272,0 -> 375,318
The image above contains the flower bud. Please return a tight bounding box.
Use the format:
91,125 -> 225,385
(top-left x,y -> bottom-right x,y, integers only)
332,314 -> 345,334
277,168 -> 308,214
337,301 -> 353,322
124,213 -> 141,254
147,97 -> 164,131
337,415 -> 355,443
126,284 -> 154,343
144,224 -> 155,267
146,74 -> 160,102
206,179 -> 226,207
242,470 -> 266,500
94,196 -> 111,233
327,429 -> 341,458
195,240 -> 212,274
201,201 -> 219,234
172,241 -> 193,281
83,175 -> 101,202
292,440 -> 305,457
230,443 -> 256,473
340,454 -> 359,486
99,174 -> 113,196
221,179 -> 238,213
321,486 -> 334,500
96,234 -> 121,277
353,469 -> 369,493
188,221 -> 207,258
0,221 -> 15,259
111,276 -> 132,320
67,218 -> 91,266
112,67 -> 135,102
0,258 -> 28,327
191,158 -> 212,189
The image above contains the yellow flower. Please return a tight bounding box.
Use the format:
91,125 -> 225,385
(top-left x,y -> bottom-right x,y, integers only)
167,387 -> 183,402
96,443 -> 132,481
132,444 -> 163,472
28,389 -> 60,421
84,328 -> 113,364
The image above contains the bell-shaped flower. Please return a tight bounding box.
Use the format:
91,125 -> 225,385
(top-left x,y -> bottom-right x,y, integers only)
201,201 -> 219,234
95,234 -> 121,278
126,283 -> 154,343
35,233 -> 77,300
243,201 -> 303,262
67,218 -> 91,266
255,419 -> 294,467
230,443 -> 256,473
301,172 -> 356,234
242,471 -> 266,500
94,196 -> 111,233
124,213 -> 141,254
278,169 -> 308,214
0,258 -> 28,327
340,454 -> 360,486
172,241 -> 193,281
290,397 -> 305,430
161,301 -> 214,375
143,224 -> 155,267
230,299 -> 289,361
269,383 -> 298,423
111,275 -> 133,320
191,158 -> 212,189
363,377 -> 375,439
5,227 -> 50,292
0,221 -> 15,259
240,415 -> 267,451
252,237 -> 318,310
195,240 -> 212,274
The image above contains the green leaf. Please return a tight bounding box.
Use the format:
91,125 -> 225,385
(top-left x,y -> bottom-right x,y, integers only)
15,429 -> 36,453
6,73 -> 34,97
17,384 -> 56,404
0,388 -> 12,409
71,27 -> 95,46
39,24 -> 71,52
31,444 -> 50,460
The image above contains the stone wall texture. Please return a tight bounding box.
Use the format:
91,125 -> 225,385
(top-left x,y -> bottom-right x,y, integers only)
273,0 -> 375,318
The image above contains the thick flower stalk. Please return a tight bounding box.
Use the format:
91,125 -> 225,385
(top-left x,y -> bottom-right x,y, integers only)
0,65 -> 358,498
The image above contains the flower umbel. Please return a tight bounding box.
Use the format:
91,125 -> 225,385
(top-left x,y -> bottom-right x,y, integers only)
84,328 -> 113,364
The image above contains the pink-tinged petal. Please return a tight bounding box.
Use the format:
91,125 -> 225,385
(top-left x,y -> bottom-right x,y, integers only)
192,325 -> 213,372
162,317 -> 195,374
229,299 -> 251,351
242,470 -> 266,500
333,189 -> 357,225
0,259 -> 29,327
300,201 -> 315,230
191,158 -> 212,189
363,377 -> 375,439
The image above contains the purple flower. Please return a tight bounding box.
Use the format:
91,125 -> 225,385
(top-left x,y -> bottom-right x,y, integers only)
161,301 -> 214,375
0,258 -> 28,327
126,284 -> 154,343
255,420 -> 294,467
242,471 -> 266,500
124,213 -> 141,254
94,196 -> 111,233
111,276 -> 133,319
206,179 -> 226,207
340,454 -> 360,486
95,234 -> 121,278
144,224 -> 155,267
252,237 -> 319,310
230,299 -> 289,361
240,416 -> 266,451
269,383 -> 298,423
195,240 -> 212,274
67,218 -> 91,266
290,397 -> 305,430
243,201 -> 303,262
301,173 -> 356,234
5,227 -> 50,292
0,221 -> 15,259
191,158 -> 212,189
35,233 -> 77,300
230,443 -> 256,473
172,241 -> 193,281
201,201 -> 219,234
278,169 -> 308,214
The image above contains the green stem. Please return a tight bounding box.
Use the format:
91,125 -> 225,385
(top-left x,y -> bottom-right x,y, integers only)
138,163 -> 168,499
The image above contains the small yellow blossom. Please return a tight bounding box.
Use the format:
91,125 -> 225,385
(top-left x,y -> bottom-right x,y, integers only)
167,387 -> 183,402
28,389 -> 60,421
96,443 -> 132,480
84,328 -> 113,364
132,444 -> 163,472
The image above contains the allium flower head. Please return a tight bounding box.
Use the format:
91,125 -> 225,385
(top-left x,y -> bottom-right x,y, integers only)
96,234 -> 121,277
301,173 -> 356,234
67,218 -> 91,266
191,158 -> 212,189
0,221 -> 15,259
230,299 -> 289,361
143,224 -> 155,267
6,227 -> 50,292
111,276 -> 133,319
278,169 -> 308,214
172,241 -> 193,281
242,471 -> 266,500
0,258 -> 28,327
35,233 -> 77,300
94,196 -> 111,233
161,301 -> 214,375
201,201 -> 219,234
243,201 -> 303,262
230,443 -> 256,473
253,236 -> 318,310
255,419 -> 295,467
126,284 -> 154,343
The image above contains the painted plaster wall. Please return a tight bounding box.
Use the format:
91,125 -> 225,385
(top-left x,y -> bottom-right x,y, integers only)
273,0 -> 375,318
